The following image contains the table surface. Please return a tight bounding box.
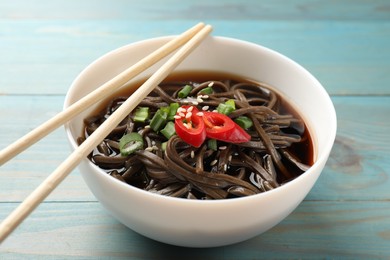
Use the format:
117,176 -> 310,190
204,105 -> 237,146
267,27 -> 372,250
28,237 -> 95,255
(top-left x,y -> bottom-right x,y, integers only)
1,0 -> 389,259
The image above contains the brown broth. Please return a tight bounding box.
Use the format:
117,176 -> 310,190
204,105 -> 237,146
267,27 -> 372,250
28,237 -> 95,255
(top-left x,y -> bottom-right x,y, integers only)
82,70 -> 315,195
98,70 -> 314,167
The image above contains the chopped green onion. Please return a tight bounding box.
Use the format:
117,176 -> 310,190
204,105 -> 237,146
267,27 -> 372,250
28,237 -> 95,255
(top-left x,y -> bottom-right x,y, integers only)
198,86 -> 213,95
119,133 -> 144,156
161,141 -> 168,151
217,104 -> 230,114
150,108 -> 168,132
134,107 -> 149,122
234,116 -> 253,129
207,139 -> 218,151
160,121 -> 176,139
217,99 -> 236,115
178,84 -> 192,98
225,99 -> 235,109
159,106 -> 170,115
168,102 -> 179,121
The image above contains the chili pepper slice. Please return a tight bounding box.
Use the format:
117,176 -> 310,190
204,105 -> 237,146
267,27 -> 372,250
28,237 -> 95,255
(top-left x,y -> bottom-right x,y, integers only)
174,106 -> 251,147
202,111 -> 251,143
174,106 -> 206,147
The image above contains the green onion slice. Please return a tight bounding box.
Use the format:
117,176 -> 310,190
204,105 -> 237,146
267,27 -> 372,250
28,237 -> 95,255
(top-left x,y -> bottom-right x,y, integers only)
207,139 -> 218,151
150,108 -> 168,132
119,133 -> 144,156
178,85 -> 192,98
234,116 -> 253,129
134,107 -> 149,122
168,103 -> 179,121
225,99 -> 235,109
217,99 -> 236,115
161,141 -> 168,152
198,86 -> 213,95
160,121 -> 176,139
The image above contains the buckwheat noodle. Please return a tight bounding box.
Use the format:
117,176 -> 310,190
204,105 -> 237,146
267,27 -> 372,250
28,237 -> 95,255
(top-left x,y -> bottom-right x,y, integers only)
78,77 -> 312,200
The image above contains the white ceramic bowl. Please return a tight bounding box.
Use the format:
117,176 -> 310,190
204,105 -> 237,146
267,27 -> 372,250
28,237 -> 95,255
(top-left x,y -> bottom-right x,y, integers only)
64,36 -> 337,247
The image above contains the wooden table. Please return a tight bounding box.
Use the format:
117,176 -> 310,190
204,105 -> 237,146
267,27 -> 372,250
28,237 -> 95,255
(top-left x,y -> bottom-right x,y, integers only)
1,1 -> 389,258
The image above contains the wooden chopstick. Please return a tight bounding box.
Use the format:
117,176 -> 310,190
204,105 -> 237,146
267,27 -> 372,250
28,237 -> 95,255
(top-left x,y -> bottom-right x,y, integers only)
0,22 -> 206,166
0,24 -> 213,243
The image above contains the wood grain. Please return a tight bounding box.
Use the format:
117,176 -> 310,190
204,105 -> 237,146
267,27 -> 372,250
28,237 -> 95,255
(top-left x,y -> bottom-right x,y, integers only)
308,96 -> 390,201
0,0 -> 389,258
1,4 -> 389,95
0,201 -> 389,258
1,0 -> 389,20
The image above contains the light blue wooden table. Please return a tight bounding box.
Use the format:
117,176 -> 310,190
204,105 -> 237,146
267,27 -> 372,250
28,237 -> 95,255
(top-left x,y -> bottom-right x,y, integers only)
1,1 -> 389,259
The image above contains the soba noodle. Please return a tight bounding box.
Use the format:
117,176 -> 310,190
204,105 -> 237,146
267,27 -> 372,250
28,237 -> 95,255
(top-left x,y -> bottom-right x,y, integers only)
78,72 -> 312,200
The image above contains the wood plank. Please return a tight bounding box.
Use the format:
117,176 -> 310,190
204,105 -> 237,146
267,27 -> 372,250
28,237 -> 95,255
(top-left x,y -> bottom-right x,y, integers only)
0,96 -> 95,202
0,201 -> 389,258
1,95 -> 389,202
1,20 -> 389,95
1,0 -> 388,258
1,0 -> 389,20
307,96 -> 390,201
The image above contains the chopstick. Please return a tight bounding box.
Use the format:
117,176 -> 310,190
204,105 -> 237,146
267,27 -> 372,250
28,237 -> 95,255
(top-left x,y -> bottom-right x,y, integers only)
0,22 -> 206,166
0,24 -> 213,243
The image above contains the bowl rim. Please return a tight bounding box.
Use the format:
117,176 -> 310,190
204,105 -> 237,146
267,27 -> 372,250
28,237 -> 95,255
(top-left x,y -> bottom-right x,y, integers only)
64,35 -> 337,205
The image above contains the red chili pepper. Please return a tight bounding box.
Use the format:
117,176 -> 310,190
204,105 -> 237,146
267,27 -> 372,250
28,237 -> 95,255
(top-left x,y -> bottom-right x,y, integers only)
174,106 -> 251,147
202,111 -> 251,143
174,106 -> 206,147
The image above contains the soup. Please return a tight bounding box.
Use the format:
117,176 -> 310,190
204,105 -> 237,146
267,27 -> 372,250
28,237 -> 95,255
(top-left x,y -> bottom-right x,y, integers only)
78,71 -> 314,199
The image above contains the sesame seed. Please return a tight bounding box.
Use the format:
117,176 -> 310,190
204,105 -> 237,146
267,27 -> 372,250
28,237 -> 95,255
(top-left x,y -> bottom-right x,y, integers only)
144,125 -> 150,129
196,112 -> 204,116
192,101 -> 199,105
223,164 -> 227,171
145,147 -> 153,152
212,109 -> 218,113
197,97 -> 204,103
185,112 -> 192,119
208,81 -> 214,87
173,115 -> 181,119
179,112 -> 185,117
210,159 -> 218,166
151,141 -> 156,146
191,150 -> 195,158
202,106 -> 209,111
184,123 -> 191,129
228,155 -> 232,162
187,106 -> 194,112
177,107 -> 186,113
202,95 -> 209,99
219,146 -> 227,150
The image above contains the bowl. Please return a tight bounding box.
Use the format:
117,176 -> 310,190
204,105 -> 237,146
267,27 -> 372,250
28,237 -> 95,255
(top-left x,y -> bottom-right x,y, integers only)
64,35 -> 337,247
